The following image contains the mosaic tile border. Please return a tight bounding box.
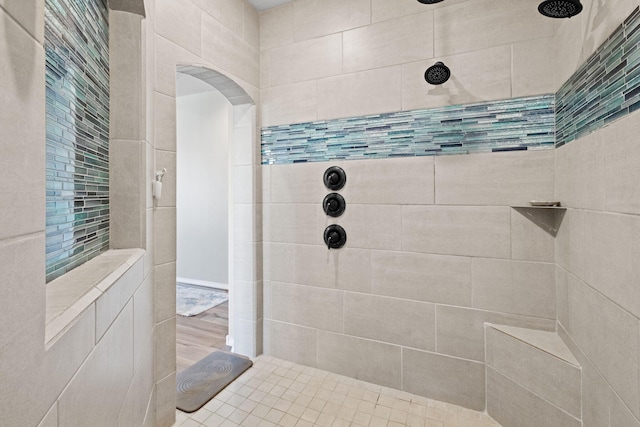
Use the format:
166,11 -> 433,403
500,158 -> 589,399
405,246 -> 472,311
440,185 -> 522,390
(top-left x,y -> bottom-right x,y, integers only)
261,95 -> 556,165
262,7 -> 640,165
556,7 -> 640,147
45,0 -> 110,282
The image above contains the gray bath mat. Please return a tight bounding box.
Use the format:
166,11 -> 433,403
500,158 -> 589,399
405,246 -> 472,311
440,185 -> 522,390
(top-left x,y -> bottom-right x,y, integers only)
176,351 -> 253,413
176,283 -> 228,317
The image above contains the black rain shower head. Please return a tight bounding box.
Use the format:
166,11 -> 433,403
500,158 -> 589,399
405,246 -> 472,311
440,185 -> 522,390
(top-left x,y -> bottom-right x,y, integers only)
424,62 -> 450,85
538,0 -> 583,18
417,0 -> 444,3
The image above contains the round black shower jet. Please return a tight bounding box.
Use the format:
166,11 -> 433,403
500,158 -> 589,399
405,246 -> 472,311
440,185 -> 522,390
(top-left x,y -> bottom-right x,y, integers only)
538,0 -> 583,18
417,0 -> 444,3
424,62 -> 450,85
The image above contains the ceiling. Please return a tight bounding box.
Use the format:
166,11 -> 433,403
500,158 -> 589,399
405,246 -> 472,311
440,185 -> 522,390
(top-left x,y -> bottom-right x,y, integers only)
247,0 -> 293,11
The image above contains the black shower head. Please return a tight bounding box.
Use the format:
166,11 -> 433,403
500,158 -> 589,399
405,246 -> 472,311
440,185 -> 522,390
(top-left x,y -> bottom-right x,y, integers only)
417,0 -> 444,4
424,62 -> 450,85
538,0 -> 583,18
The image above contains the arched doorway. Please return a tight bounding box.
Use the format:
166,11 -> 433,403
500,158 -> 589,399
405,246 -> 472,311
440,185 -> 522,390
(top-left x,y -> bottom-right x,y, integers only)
174,65 -> 261,358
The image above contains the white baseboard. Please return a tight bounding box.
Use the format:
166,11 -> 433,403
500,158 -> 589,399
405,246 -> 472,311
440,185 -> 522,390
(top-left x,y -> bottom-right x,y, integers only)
177,277 -> 228,291
226,335 -> 234,351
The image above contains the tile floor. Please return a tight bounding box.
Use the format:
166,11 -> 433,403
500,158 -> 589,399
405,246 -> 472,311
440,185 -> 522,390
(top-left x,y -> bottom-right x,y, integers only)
173,355 -> 502,427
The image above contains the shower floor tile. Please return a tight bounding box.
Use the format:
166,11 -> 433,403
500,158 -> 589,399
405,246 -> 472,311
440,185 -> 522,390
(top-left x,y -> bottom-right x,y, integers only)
173,355 -> 501,427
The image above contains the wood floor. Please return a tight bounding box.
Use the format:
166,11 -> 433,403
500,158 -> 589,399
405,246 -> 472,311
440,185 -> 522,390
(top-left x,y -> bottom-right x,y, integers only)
176,299 -> 229,374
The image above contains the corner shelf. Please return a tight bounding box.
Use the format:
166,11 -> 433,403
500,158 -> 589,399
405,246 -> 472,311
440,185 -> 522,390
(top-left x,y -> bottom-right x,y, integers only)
511,205 -> 567,236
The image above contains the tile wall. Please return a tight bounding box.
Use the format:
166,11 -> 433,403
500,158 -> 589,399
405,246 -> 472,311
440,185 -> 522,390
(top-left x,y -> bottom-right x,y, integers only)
556,7 -> 640,147
261,0 -> 640,421
0,1 -> 156,425
45,0 -> 111,282
262,149 -> 557,411
262,95 -> 555,164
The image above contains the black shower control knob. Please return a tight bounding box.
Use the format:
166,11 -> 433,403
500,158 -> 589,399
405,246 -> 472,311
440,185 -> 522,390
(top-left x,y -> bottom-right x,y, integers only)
323,166 -> 346,190
323,193 -> 346,217
324,225 -> 347,249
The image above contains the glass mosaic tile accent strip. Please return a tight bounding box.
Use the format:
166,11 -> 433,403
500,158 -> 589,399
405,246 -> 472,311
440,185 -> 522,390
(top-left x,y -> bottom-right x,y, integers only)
45,0 -> 110,282
556,7 -> 640,147
261,95 -> 555,165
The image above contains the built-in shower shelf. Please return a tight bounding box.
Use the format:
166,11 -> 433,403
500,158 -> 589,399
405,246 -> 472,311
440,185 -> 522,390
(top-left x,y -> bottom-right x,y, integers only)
511,206 -> 567,236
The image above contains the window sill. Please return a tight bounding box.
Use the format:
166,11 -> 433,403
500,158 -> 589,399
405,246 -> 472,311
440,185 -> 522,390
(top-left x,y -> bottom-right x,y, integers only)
45,248 -> 145,344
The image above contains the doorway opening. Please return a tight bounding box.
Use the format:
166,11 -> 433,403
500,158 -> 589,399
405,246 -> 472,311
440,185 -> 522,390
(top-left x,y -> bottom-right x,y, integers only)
172,65 -> 261,375
176,71 -> 232,372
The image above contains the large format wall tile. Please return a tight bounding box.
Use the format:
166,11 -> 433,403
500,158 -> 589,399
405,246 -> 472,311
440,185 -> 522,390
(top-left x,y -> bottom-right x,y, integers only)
344,293 -> 436,351
511,208 -> 555,263
436,305 -> 555,362
154,92 -> 177,151
371,0 -> 465,23
293,245 -> 371,293
269,162 -> 327,204
343,12 -> 433,73
259,3 -> 293,51
153,208 -> 176,265
487,367 -> 581,427
117,334 -> 154,427
58,303 -> 134,427
264,320 -> 318,367
512,37 -> 556,97
555,131 -> 605,210
402,45 -> 512,111
435,150 -> 555,206
434,0 -> 553,57
133,273 -> 154,368
263,243 -> 294,283
317,331 -> 402,389
110,11 -> 143,141
154,262 -> 176,322
554,208 -> 587,281
581,0 -> 640,60
603,113 -> 640,215
472,258 -> 556,319
264,204 -> 317,244
155,0 -> 201,56
268,34 -> 342,87
485,326 -> 581,418
317,66 -> 402,121
201,13 -> 259,88
155,316 -> 176,381
191,0 -> 244,36
0,234 -> 45,351
403,349 -> 485,411
371,251 -> 471,306
402,206 -> 511,258
261,81 -> 318,127
0,0 -> 44,42
583,211 -> 640,318
320,204 -> 402,250
566,274 -> 640,418
154,36 -> 199,97
96,258 -> 144,340
293,0 -> 370,42
271,282 -> 343,332
340,157 -> 434,205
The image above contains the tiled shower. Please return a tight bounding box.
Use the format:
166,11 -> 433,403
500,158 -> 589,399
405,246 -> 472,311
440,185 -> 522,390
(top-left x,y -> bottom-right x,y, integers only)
2,0 -> 640,426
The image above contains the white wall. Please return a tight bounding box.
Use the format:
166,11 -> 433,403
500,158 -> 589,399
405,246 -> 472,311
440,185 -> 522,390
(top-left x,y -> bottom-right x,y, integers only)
176,75 -> 232,286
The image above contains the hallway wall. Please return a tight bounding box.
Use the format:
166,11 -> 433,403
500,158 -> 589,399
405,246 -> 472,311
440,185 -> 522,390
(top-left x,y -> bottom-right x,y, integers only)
176,84 -> 232,286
